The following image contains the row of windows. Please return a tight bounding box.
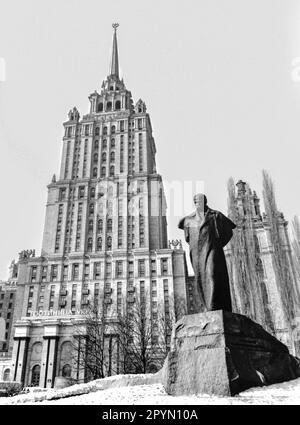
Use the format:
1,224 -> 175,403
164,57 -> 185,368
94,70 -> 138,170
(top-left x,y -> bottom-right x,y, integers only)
0,302 -> 13,311
26,279 -> 170,313
97,101 -> 121,113
0,292 -> 14,301
67,119 -> 144,137
29,259 -> 169,283
61,175 -> 146,202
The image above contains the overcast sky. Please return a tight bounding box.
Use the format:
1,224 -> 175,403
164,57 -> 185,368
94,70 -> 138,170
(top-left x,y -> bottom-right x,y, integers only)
1,0 -> 300,279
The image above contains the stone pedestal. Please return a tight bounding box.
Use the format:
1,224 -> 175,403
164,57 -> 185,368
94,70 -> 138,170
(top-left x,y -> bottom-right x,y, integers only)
161,311 -> 300,396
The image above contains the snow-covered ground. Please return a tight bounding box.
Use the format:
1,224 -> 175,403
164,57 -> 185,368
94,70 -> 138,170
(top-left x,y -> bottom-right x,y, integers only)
1,374 -> 300,405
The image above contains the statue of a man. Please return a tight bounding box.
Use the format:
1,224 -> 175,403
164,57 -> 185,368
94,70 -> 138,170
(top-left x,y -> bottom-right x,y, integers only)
179,193 -> 236,312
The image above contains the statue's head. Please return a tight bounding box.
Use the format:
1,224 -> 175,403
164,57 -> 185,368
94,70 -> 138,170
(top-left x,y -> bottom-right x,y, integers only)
193,193 -> 207,211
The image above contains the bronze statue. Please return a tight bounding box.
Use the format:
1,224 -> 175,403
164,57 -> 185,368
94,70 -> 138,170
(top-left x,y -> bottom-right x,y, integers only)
179,193 -> 236,312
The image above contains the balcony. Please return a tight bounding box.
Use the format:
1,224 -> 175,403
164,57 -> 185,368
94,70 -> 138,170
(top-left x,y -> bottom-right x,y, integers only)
60,290 -> 68,296
104,288 -> 112,294
59,300 -> 67,308
81,299 -> 89,306
82,289 -> 89,295
104,298 -> 112,304
127,287 -> 135,293
127,297 -> 135,304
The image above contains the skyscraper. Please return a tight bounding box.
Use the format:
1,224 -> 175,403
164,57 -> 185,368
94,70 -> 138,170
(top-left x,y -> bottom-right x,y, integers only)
7,25 -> 188,388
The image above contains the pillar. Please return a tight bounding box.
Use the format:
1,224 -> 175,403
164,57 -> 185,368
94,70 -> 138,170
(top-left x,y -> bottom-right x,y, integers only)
12,337 -> 30,384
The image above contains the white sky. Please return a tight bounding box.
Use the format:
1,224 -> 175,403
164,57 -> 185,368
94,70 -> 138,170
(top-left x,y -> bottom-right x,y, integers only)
1,0 -> 300,279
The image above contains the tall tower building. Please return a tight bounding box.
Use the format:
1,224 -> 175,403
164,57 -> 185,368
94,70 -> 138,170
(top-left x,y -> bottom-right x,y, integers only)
8,25 -> 188,388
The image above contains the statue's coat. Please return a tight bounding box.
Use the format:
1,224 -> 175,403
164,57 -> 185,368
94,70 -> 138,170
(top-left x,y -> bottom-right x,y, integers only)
179,207 -> 236,312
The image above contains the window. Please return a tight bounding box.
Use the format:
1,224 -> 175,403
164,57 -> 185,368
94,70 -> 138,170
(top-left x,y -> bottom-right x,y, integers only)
89,203 -> 94,215
3,369 -> 10,381
90,187 -> 95,198
97,103 -> 103,113
95,127 -> 100,136
39,285 -> 45,307
138,260 -> 145,277
79,186 -> 85,198
102,152 -> 107,162
106,101 -> 112,111
72,264 -> 79,280
110,151 -> 115,162
31,266 -> 37,282
88,219 -> 93,232
10,293 -> 14,299
105,263 -> 112,278
107,236 -> 112,250
51,265 -> 58,281
116,261 -> 123,277
94,140 -> 99,149
97,219 -> 103,232
151,260 -> 156,276
101,167 -> 106,178
111,138 -> 115,148
110,165 -> 115,176
62,364 -> 72,378
96,237 -> 102,251
102,139 -> 107,148
87,238 -> 93,252
72,284 -> 77,297
94,263 -> 101,279
107,219 -> 113,232
31,365 -> 41,387
128,261 -> 134,278
59,188 -> 66,201
41,266 -> 47,282
139,138 -> 143,172
161,258 -> 168,276
163,279 -> 169,291
115,100 -> 121,110
93,167 -> 98,178
93,153 -> 98,163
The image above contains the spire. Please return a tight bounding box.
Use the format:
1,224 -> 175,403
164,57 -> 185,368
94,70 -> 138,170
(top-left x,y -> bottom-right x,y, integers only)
110,23 -> 119,78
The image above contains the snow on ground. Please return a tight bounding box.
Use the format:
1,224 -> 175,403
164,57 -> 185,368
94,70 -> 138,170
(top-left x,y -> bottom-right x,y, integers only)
1,375 -> 300,405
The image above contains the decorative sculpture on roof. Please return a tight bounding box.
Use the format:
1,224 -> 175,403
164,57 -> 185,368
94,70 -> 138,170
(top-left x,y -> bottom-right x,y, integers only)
19,249 -> 36,260
135,99 -> 147,113
169,239 -> 183,250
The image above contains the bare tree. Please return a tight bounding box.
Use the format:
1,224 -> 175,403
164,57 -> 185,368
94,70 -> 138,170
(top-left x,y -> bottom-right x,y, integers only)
113,292 -> 177,375
262,170 -> 298,326
71,302 -> 112,382
114,299 -> 157,374
291,216 -> 300,287
72,291 -> 183,380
